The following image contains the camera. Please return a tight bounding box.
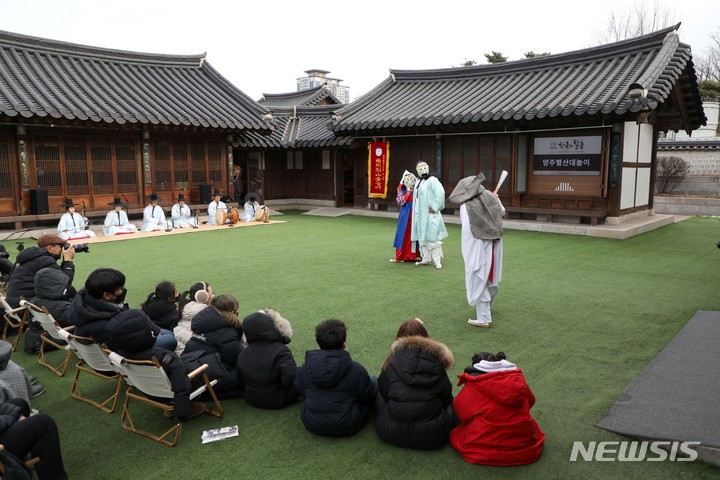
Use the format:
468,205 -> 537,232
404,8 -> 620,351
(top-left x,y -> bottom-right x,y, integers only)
16,241 -> 24,252
64,243 -> 90,253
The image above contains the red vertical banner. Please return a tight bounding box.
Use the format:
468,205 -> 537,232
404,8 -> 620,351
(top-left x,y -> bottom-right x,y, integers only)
368,141 -> 390,198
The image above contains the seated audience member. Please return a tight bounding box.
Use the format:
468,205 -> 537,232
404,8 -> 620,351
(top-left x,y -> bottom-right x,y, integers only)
241,193 -> 260,222
171,194 -> 194,229
375,318 -> 455,450
70,268 -> 176,350
23,267 -> 75,353
0,340 -> 44,403
57,198 -> 95,240
236,308 -> 299,409
0,398 -> 68,480
141,281 -> 179,331
105,309 -> 206,422
450,351 -> 545,466
0,245 -> 13,281
174,282 -> 214,354
4,234 -> 74,310
294,319 -> 377,437
141,193 -> 166,232
206,189 -> 227,226
103,198 -> 138,236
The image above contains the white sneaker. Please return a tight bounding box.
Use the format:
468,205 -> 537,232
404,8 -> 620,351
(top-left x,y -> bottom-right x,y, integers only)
435,263 -> 442,269
467,319 -> 492,328
415,260 -> 431,266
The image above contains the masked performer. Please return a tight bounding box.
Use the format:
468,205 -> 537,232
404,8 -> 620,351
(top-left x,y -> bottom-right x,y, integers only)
449,173 -> 504,328
207,189 -> 227,226
103,198 -> 137,236
391,171 -> 419,263
57,198 -> 95,240
171,194 -> 194,228
141,193 -> 166,232
411,161 -> 448,269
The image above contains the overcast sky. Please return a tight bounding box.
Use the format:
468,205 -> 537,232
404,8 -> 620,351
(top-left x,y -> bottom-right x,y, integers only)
1,0 -> 718,102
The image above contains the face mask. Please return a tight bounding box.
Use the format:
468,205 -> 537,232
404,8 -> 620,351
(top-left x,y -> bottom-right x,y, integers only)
115,288 -> 128,304
402,173 -> 416,191
416,162 -> 429,178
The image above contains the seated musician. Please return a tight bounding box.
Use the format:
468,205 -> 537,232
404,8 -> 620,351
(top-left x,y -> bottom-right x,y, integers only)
171,193 -> 194,229
103,198 -> 138,236
57,198 -> 95,240
207,189 -> 227,226
241,193 -> 260,222
141,193 -> 166,232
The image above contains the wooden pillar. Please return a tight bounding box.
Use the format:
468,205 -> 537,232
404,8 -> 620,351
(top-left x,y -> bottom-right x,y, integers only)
17,125 -> 29,214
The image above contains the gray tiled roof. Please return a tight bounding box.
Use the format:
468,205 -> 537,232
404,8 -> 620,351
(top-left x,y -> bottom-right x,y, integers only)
0,30 -> 273,133
658,138 -> 720,150
332,24 -> 705,136
239,105 -> 352,149
258,85 -> 341,107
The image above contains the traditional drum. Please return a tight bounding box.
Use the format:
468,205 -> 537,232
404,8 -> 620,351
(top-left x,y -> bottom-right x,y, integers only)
215,207 -> 227,226
254,205 -> 270,223
226,207 -> 240,224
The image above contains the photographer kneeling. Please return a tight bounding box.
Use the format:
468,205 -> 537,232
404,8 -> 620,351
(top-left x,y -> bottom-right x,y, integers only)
3,234 -> 75,353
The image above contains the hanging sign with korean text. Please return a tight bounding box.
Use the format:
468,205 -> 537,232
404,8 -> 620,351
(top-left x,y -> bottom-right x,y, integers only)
533,136 -> 602,176
368,141 -> 390,198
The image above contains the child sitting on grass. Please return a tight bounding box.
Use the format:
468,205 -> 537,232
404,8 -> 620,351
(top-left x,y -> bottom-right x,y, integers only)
141,281 -> 179,331
450,351 -> 545,466
174,281 -> 214,354
294,319 -> 377,436
236,308 -> 299,409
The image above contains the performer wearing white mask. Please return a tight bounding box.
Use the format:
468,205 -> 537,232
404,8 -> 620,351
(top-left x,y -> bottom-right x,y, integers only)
57,198 -> 95,240
411,161 -> 448,269
207,189 -> 227,225
449,173 -> 505,328
171,193 -> 194,228
103,197 -> 138,236
141,193 -> 166,232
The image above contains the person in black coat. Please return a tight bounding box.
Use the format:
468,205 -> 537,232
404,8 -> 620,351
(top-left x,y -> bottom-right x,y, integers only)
140,281 -> 179,331
104,309 -> 206,422
68,268 -> 128,345
4,234 -> 75,309
0,398 -> 68,480
23,267 -> 76,352
375,318 -> 455,450
236,308 -> 299,409
295,319 -> 377,436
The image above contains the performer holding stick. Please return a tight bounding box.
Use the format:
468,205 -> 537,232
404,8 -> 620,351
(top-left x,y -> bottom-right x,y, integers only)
448,171 -> 506,328
58,198 -> 95,240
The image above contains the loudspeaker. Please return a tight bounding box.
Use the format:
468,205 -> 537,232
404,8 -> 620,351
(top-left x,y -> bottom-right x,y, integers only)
199,184 -> 212,204
29,189 -> 49,214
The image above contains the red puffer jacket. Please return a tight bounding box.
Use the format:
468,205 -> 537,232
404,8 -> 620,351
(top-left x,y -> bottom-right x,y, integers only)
450,367 -> 545,466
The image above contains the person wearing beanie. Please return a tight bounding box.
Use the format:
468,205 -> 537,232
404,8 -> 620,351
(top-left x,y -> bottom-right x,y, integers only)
450,351 -> 545,466
236,308 -> 299,409
104,309 -> 206,422
4,234 -> 74,313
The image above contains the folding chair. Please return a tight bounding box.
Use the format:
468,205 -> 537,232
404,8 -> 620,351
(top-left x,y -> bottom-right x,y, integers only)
0,292 -> 29,352
57,329 -> 122,413
19,300 -> 73,377
108,351 -> 224,447
0,443 -> 39,475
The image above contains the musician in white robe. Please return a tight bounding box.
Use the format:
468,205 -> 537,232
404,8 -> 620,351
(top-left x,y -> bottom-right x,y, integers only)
171,193 -> 194,228
241,193 -> 260,222
207,189 -> 227,225
57,198 -> 96,240
448,173 -> 504,328
103,198 -> 138,236
141,193 -> 166,232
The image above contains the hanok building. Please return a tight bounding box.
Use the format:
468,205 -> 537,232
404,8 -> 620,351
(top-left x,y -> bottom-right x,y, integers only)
235,85 -> 356,207
0,30 -> 272,227
331,24 -> 706,225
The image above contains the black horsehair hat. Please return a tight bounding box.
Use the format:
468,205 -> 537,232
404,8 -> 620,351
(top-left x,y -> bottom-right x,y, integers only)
62,198 -> 77,209
107,197 -> 127,207
213,188 -> 222,196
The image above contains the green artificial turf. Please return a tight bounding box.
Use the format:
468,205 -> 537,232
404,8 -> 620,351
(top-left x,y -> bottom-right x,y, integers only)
4,212 -> 720,479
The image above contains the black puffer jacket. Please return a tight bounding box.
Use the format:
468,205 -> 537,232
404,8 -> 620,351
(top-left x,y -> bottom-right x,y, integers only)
375,335 -> 455,450
236,309 -> 298,409
141,297 -> 179,330
32,267 -> 74,327
68,289 -> 129,345
105,309 -> 193,421
295,349 -> 377,436
184,306 -> 244,370
4,247 -> 74,308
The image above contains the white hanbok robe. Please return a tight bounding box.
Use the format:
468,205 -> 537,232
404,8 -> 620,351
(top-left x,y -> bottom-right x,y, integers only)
57,212 -> 96,240
171,203 -> 194,228
460,203 -> 504,323
207,200 -> 227,225
103,210 -> 138,236
241,201 -> 259,222
141,204 -> 166,232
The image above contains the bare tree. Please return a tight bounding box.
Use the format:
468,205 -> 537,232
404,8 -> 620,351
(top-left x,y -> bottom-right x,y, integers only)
596,0 -> 677,43
656,156 -> 690,194
695,28 -> 720,82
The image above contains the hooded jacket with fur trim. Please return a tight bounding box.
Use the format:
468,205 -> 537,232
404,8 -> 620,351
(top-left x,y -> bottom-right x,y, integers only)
450,366 -> 545,466
375,335 -> 455,450
236,309 -> 298,409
